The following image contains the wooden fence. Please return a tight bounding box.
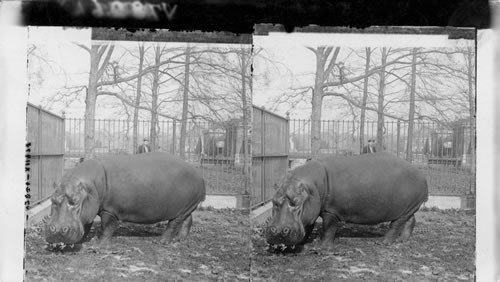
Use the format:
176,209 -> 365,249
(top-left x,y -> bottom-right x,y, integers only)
26,103 -> 65,207
251,106 -> 289,208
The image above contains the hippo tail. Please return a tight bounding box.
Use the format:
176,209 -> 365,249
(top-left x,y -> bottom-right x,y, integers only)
200,178 -> 207,202
421,177 -> 429,203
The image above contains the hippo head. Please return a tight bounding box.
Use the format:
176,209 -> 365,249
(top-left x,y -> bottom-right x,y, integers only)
265,174 -> 322,247
44,178 -> 99,245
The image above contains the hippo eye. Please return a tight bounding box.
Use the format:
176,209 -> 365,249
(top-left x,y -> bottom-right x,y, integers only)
65,195 -> 78,206
272,199 -> 281,207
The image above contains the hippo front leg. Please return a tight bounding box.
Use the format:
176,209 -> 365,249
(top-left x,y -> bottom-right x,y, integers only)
81,223 -> 93,242
98,211 -> 120,247
320,212 -> 340,249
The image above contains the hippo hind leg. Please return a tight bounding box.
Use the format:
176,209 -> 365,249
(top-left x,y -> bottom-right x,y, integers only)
382,217 -> 407,244
177,215 -> 193,239
160,204 -> 198,244
160,215 -> 189,244
397,215 -> 416,242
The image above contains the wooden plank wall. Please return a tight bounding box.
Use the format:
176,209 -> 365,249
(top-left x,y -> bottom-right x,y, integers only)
26,103 -> 65,206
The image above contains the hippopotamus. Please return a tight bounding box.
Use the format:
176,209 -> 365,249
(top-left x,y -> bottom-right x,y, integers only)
44,152 -> 206,247
265,152 -> 428,248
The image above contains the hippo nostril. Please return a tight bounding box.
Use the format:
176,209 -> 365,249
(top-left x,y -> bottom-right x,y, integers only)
269,226 -> 278,235
62,227 -> 69,233
49,225 -> 57,233
282,227 -> 290,236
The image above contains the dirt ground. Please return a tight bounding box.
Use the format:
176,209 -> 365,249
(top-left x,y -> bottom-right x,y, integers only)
251,208 -> 475,281
25,208 -> 251,281
24,208 -> 475,281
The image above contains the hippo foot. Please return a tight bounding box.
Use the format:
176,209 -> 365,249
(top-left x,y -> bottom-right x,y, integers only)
158,237 -> 182,245
45,242 -> 81,252
88,237 -> 113,249
379,237 -> 405,246
319,240 -> 335,250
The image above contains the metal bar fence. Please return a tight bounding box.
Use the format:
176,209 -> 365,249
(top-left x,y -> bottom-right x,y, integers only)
289,119 -> 475,196
65,117 -> 250,195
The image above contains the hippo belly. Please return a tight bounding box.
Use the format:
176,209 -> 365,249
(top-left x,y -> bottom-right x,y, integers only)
320,153 -> 428,225
323,164 -> 427,224
101,154 -> 205,224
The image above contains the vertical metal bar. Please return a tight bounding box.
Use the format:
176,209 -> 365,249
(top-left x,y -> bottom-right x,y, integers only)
396,121 -> 401,157
37,107 -> 42,202
62,114 -> 65,180
172,120 -> 177,155
261,110 -> 266,203
111,119 -> 114,152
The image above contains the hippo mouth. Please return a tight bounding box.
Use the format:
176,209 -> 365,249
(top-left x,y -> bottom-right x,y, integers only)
43,195 -> 86,247
43,214 -> 85,246
265,201 -> 307,247
265,222 -> 306,247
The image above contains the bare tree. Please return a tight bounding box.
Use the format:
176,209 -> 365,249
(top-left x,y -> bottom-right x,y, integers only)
376,48 -> 388,151
179,46 -> 191,158
133,44 -> 146,151
149,45 -> 162,152
359,47 -> 373,152
81,43 -> 115,159
406,48 -> 418,162
306,47 -> 341,155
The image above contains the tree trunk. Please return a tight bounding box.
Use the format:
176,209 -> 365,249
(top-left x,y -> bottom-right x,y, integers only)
359,47 -> 371,153
240,47 -> 251,195
467,46 -> 476,180
149,46 -> 161,151
133,44 -> 145,153
406,48 -> 418,162
311,48 -> 326,156
84,45 -> 101,160
376,47 -> 387,151
179,46 -> 191,158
